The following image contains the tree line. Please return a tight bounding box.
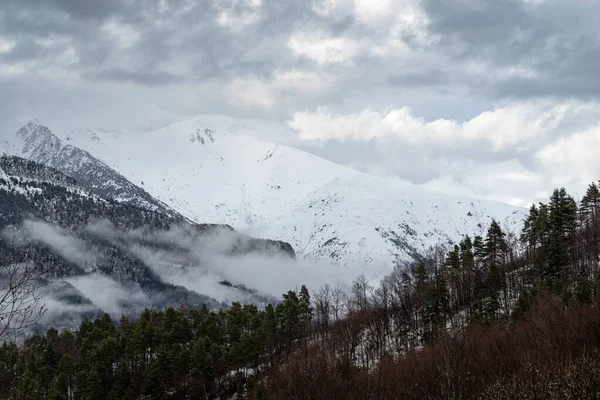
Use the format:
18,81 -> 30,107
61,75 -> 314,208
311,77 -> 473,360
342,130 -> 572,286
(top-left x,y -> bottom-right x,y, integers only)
3,181 -> 600,398
0,285 -> 312,399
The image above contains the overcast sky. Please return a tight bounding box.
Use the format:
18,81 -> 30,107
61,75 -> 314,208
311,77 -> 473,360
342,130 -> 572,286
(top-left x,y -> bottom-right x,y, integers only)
1,0 -> 599,207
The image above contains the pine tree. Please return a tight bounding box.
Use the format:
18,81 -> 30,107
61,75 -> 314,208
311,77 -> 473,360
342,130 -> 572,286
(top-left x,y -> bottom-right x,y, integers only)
512,288 -> 535,320
190,337 -> 214,399
40,333 -> 58,397
533,203 -> 549,247
458,236 -> 476,311
459,236 -> 475,271
580,182 -> 600,226
13,367 -> 39,400
262,304 -> 278,368
144,357 -> 165,400
0,342 -> 18,398
575,279 -> 593,305
480,261 -> 502,322
580,182 -> 600,274
444,245 -> 461,271
423,272 -> 449,341
281,290 -> 302,346
473,235 -> 486,260
545,188 -> 578,291
298,285 -> 313,333
55,354 -> 75,400
84,367 -> 105,400
521,204 -> 539,252
485,219 -> 506,267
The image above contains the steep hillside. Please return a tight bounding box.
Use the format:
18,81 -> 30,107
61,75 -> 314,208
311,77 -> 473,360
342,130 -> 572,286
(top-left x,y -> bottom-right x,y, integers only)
1,121 -> 177,216
0,156 -> 294,330
1,118 -> 524,278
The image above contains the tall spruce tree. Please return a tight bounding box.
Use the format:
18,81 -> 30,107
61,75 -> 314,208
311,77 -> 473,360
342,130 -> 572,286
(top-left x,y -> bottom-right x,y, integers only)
545,188 -> 578,291
423,272 -> 449,341
485,219 -> 506,267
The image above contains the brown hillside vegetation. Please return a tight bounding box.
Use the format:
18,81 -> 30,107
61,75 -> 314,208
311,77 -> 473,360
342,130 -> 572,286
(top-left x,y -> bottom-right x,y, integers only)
262,292 -> 600,399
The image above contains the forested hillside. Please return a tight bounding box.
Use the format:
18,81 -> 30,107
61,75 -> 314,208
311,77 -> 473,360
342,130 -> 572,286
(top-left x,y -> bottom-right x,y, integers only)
0,155 -> 295,336
2,181 -> 600,399
0,288 -> 312,399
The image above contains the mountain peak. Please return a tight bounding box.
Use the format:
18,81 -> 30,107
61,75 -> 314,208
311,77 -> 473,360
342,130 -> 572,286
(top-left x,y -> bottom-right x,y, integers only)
19,118 -> 53,133
15,121 -> 62,159
17,119 -> 54,136
7,120 -> 182,217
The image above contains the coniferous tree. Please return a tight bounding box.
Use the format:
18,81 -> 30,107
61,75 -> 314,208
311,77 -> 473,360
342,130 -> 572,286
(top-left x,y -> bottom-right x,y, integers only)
144,356 -> 166,400
13,367 -> 39,400
473,235 -> 485,257
108,363 -> 134,400
545,188 -> 578,292
0,342 -> 18,398
521,204 -> 539,257
458,236 -> 476,312
485,219 -> 506,267
190,336 -> 214,399
299,285 -> 313,333
580,182 -> 600,275
423,272 -> 449,341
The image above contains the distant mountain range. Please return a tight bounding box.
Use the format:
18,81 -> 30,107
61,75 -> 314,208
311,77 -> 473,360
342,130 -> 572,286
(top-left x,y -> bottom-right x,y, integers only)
2,118 -> 524,274
0,116 -> 525,329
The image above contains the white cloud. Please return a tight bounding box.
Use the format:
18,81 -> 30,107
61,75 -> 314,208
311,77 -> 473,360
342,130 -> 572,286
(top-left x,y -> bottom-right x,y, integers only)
311,0 -> 353,17
0,62 -> 30,77
0,36 -> 79,81
216,0 -> 263,31
0,38 -> 16,54
290,102 -> 569,151
288,32 -> 364,65
101,19 -> 141,49
290,100 -> 600,205
2,221 -> 93,269
537,125 -> 600,187
228,69 -> 337,110
354,0 -> 395,23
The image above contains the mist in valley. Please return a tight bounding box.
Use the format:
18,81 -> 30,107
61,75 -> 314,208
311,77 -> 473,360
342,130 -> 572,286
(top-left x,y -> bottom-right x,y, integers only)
2,218 -> 355,331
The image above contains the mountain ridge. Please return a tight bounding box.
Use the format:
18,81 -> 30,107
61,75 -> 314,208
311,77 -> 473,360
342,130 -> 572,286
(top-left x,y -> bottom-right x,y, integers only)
0,154 -> 295,331
2,121 -> 179,217
1,116 -> 526,279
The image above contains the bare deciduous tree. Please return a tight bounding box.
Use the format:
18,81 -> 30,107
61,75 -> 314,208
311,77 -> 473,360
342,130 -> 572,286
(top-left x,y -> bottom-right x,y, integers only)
0,240 -> 46,342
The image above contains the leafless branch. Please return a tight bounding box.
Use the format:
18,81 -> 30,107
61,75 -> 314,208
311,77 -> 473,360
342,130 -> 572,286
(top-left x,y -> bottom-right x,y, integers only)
0,238 -> 46,342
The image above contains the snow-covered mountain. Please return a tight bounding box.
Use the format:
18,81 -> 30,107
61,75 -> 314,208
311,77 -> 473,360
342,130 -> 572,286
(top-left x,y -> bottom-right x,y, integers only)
0,155 -> 295,331
2,118 -> 525,279
1,121 -> 177,217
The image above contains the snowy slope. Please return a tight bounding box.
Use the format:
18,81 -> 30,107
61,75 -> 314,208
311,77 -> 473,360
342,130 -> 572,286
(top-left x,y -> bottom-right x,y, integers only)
1,121 -> 177,216
3,118 -> 525,278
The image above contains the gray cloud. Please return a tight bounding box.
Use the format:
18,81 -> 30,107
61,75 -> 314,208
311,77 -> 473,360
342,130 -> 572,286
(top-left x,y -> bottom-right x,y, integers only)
1,0 -> 600,206
0,0 -> 318,86
423,0 -> 600,99
2,0 -> 598,100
